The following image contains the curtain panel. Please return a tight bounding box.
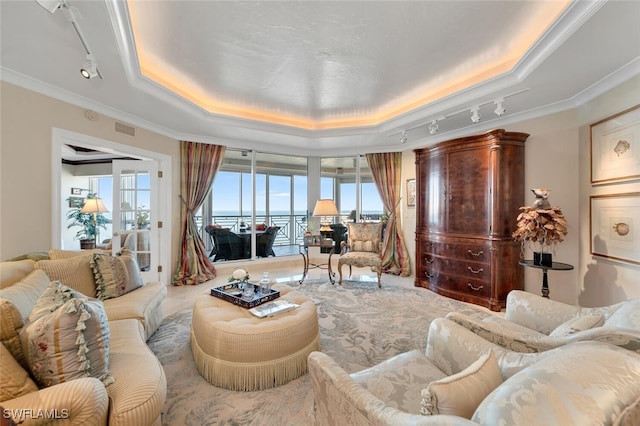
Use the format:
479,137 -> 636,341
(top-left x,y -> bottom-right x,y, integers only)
172,141 -> 226,285
366,152 -> 411,277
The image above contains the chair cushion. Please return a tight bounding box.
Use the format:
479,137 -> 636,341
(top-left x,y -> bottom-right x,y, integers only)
0,341 -> 38,402
35,256 -> 97,298
21,282 -> 114,388
90,250 -> 143,301
339,251 -> 382,268
549,315 -> 604,337
351,349 -> 446,414
421,351 -> 501,418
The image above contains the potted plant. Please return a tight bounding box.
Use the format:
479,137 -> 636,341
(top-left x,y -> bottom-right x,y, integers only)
512,189 -> 568,266
66,194 -> 110,249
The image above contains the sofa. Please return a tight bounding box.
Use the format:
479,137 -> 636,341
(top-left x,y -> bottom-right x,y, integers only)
309,317 -> 640,425
446,290 -> 640,353
0,250 -> 167,425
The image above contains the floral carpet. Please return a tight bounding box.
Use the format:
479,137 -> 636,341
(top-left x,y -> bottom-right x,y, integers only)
148,275 -> 492,425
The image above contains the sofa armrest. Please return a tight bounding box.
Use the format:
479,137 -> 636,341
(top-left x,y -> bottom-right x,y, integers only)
504,290 -> 579,333
307,351 -> 477,426
2,378 -> 108,426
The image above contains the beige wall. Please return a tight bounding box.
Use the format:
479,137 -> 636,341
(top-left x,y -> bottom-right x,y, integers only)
3,77 -> 638,304
577,75 -> 640,306
400,76 -> 640,306
0,82 -> 181,273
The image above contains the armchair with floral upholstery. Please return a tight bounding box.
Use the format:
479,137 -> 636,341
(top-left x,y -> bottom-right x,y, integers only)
446,290 -> 640,353
309,316 -> 640,425
338,222 -> 383,287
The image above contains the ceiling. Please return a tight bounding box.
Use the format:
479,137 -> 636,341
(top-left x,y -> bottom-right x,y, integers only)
1,1 -> 639,157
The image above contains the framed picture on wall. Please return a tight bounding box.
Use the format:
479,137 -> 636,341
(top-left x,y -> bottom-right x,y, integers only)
590,104 -> 640,184
68,197 -> 84,208
590,192 -> 640,266
406,179 -> 416,207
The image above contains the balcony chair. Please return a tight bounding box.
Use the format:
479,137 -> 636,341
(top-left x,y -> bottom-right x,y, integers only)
256,226 -> 280,258
208,227 -> 245,261
308,317 -> 640,425
446,290 -> 640,353
338,222 -> 383,287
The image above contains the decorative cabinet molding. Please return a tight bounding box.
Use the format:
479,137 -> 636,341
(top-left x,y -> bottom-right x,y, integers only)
414,129 -> 529,311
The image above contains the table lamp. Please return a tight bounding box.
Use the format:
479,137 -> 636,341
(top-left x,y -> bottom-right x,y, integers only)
313,199 -> 338,232
80,197 -> 109,241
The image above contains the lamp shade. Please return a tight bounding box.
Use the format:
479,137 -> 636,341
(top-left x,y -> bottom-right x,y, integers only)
80,197 -> 109,214
313,199 -> 338,217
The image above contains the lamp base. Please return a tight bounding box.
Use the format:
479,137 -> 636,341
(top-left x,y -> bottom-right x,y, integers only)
319,225 -> 332,232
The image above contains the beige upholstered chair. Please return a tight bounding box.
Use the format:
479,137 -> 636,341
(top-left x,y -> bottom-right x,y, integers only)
308,317 -> 640,425
338,222 -> 383,287
447,290 -> 640,353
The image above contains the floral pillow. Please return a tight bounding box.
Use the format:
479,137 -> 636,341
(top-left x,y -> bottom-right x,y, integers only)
20,284 -> 114,388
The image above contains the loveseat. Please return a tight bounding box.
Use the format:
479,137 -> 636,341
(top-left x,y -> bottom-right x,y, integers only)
0,250 -> 167,425
446,290 -> 640,353
309,317 -> 640,425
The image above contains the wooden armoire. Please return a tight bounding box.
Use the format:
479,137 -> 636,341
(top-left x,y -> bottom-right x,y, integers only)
414,129 -> 529,311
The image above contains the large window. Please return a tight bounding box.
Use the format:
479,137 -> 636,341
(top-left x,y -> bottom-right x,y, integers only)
203,151 -> 383,260
321,156 -> 384,223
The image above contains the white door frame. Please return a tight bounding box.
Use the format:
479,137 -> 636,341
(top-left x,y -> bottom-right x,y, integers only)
51,128 -> 172,285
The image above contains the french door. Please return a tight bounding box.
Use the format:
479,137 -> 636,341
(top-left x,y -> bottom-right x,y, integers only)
111,160 -> 159,283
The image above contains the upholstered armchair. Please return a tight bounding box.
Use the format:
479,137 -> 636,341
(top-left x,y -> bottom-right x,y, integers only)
338,222 -> 383,287
447,290 -> 640,353
308,317 -> 640,425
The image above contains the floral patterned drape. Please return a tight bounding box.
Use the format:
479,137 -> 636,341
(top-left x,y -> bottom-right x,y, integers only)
172,141 -> 226,285
366,152 -> 411,276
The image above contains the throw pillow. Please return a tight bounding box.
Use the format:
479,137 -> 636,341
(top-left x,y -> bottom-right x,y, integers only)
35,256 -> 97,297
352,240 -> 376,252
549,315 -> 604,337
0,259 -> 37,289
20,296 -> 114,388
28,281 -> 87,322
0,342 -> 38,402
420,351 -> 501,419
0,269 -> 51,367
90,249 -> 143,301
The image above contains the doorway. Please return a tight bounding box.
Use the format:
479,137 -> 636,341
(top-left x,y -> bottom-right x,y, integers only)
51,128 -> 172,285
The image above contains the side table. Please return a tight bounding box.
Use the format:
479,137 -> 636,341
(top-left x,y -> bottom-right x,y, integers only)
519,260 -> 574,298
299,243 -> 336,284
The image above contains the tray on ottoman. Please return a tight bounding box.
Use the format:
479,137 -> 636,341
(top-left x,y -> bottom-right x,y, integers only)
211,282 -> 280,309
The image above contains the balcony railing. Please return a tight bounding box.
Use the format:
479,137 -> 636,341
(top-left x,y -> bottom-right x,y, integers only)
196,213 -> 382,255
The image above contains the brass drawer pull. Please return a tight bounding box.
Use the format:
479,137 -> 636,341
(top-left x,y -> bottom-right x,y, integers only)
468,266 -> 483,274
467,250 -> 484,257
468,283 -> 484,291
424,257 -> 434,264
425,271 -> 434,279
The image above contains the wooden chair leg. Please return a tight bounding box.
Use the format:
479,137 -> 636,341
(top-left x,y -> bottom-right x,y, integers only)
338,262 -> 343,284
376,265 -> 382,288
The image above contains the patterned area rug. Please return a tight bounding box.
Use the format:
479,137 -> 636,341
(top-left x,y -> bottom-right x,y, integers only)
148,275 -> 492,425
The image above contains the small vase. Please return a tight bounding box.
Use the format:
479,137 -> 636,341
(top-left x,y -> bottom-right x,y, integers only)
533,252 -> 553,267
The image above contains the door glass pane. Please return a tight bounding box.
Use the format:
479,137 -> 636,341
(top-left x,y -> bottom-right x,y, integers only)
119,169 -> 151,271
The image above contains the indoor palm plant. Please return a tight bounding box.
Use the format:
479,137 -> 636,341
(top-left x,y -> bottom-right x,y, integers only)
66,194 -> 110,249
512,189 -> 568,266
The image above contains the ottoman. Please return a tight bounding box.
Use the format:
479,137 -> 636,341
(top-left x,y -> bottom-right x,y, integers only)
190,284 -> 320,391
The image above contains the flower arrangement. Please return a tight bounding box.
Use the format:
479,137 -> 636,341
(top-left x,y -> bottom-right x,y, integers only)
229,269 -> 250,283
512,189 -> 568,259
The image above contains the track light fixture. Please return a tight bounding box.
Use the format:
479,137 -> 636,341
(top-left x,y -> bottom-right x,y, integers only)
400,130 -> 408,144
494,98 -> 506,116
80,54 -> 98,79
470,106 -> 481,123
35,0 -> 103,80
428,120 -> 439,135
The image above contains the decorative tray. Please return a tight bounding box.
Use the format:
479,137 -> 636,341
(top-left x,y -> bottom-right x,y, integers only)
210,282 -> 280,309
